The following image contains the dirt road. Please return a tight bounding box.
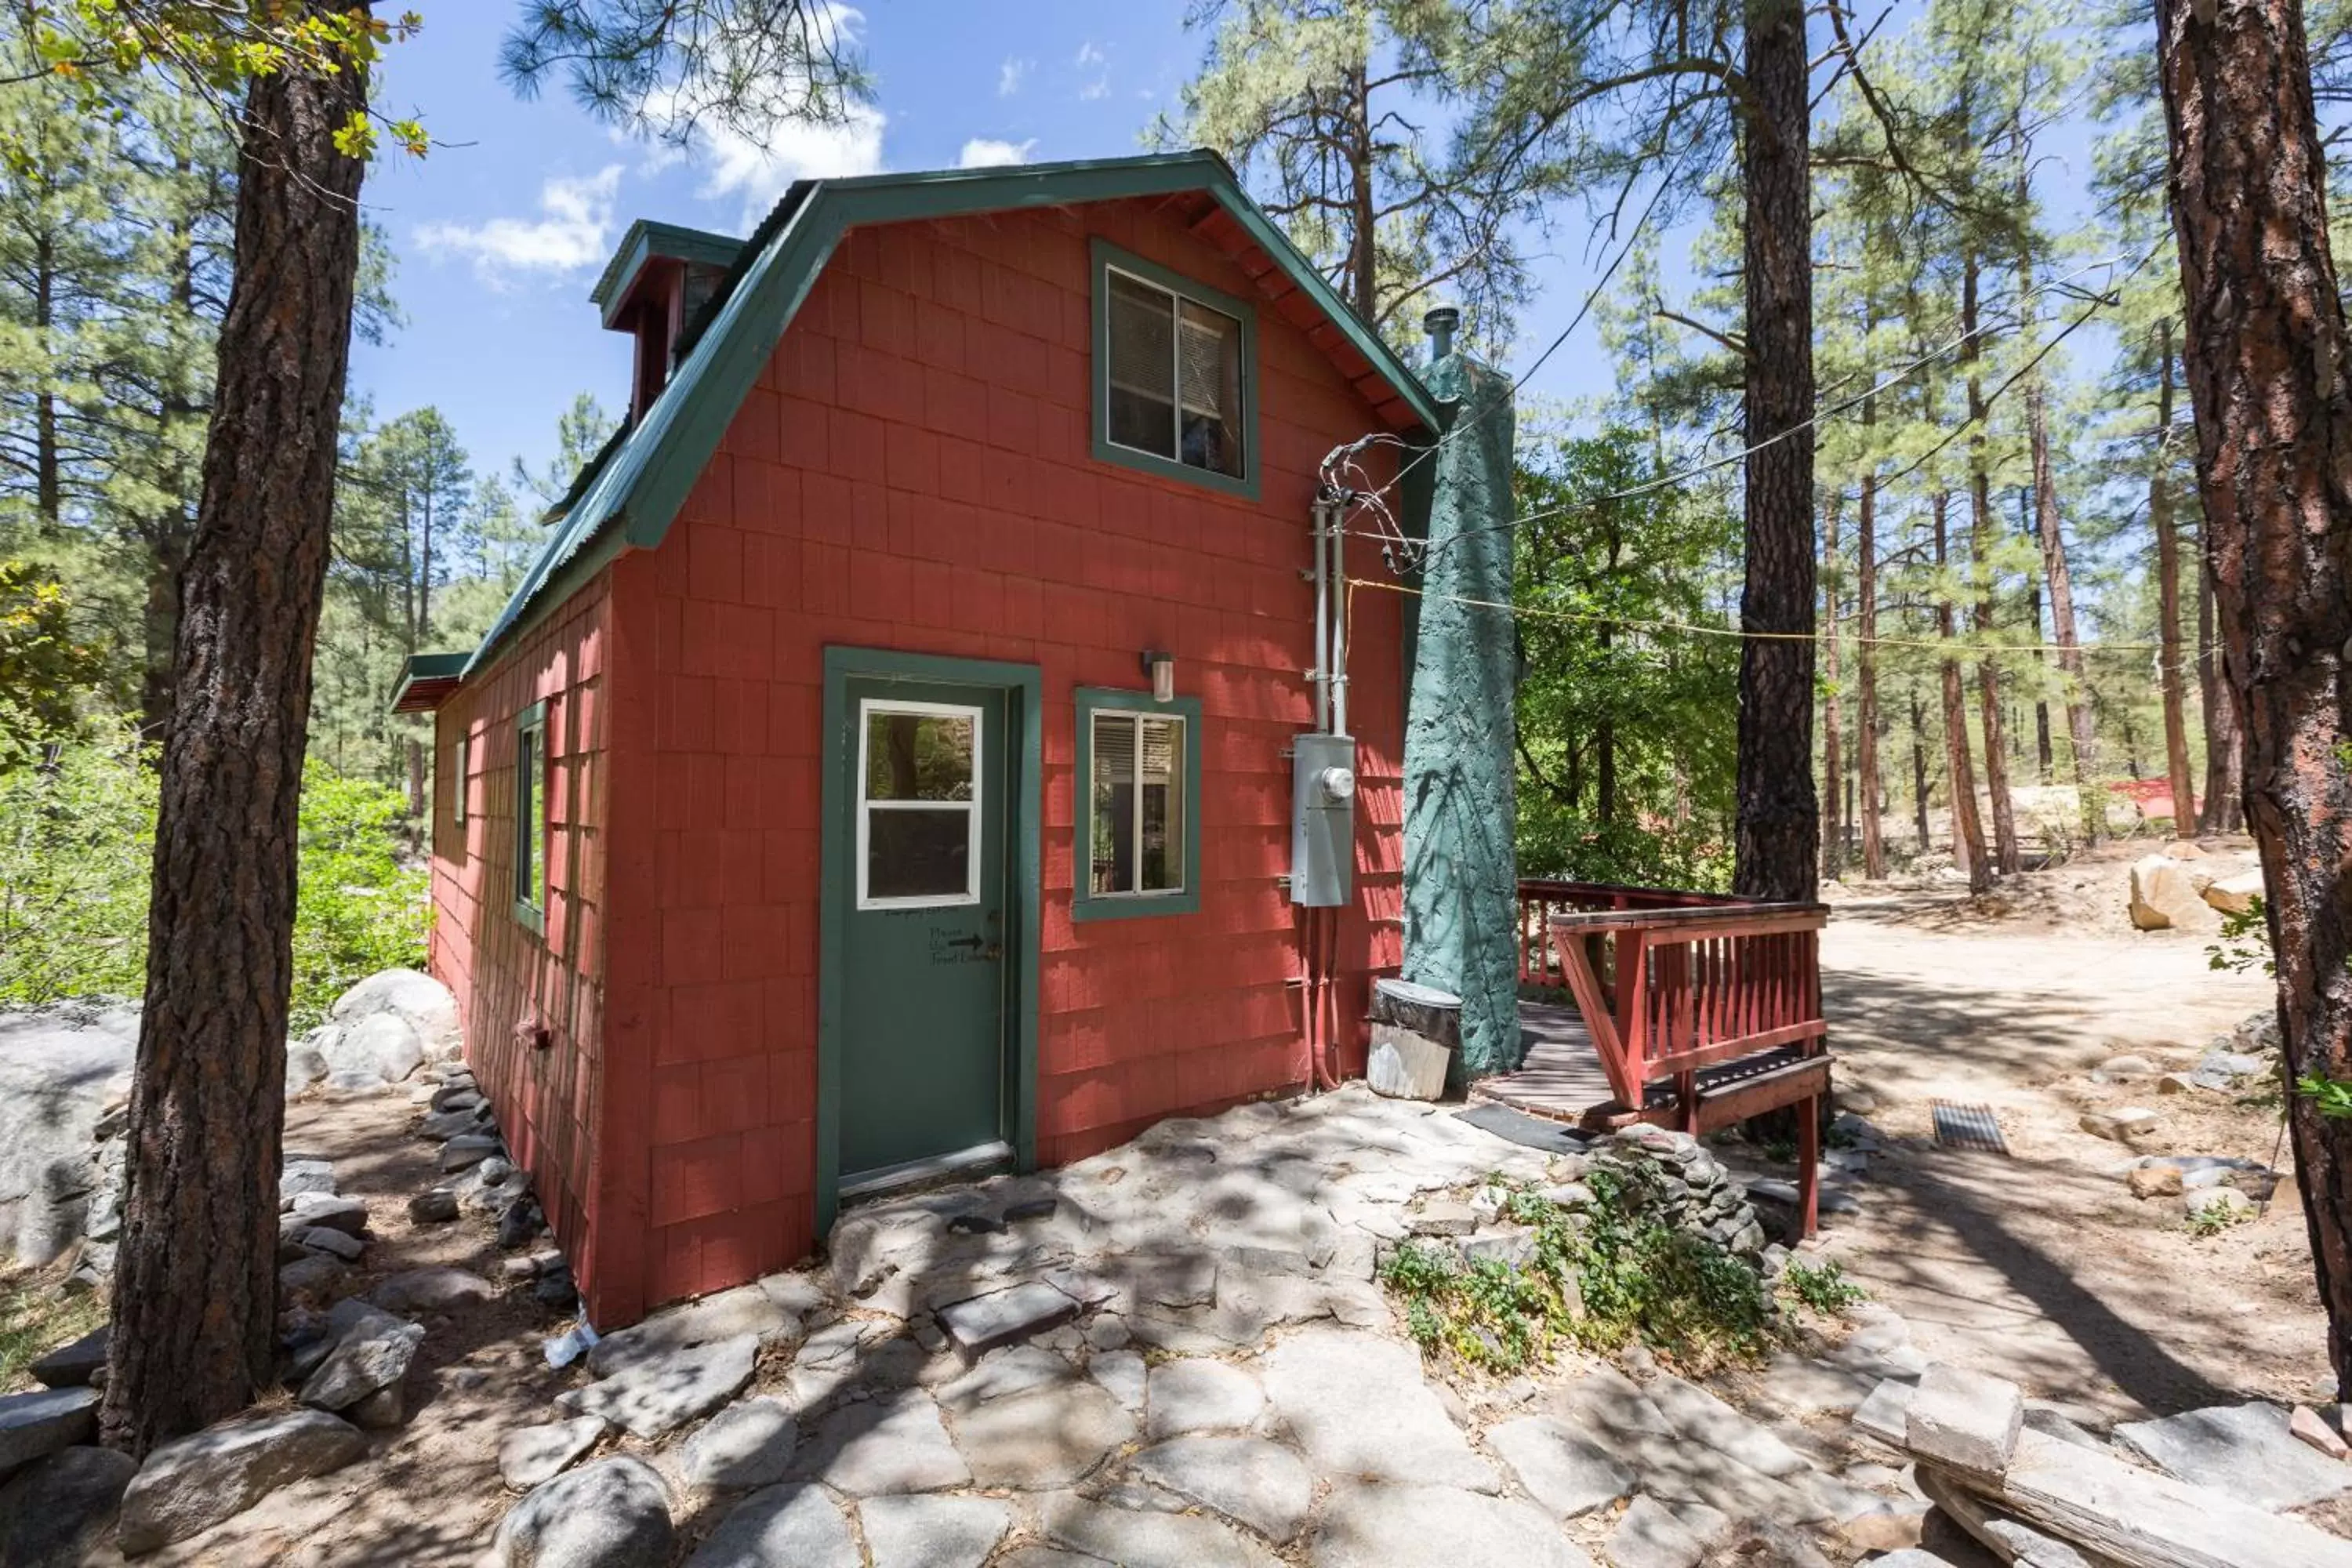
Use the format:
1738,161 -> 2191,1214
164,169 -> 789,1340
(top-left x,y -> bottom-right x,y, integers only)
1811,844 -> 2314,1421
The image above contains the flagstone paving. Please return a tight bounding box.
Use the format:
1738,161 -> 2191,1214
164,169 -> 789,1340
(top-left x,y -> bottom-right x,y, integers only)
495,1085 -> 1936,1566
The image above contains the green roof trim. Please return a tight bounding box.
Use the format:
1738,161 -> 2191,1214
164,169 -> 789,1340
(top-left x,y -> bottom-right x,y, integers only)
590,218 -> 744,323
389,649 -> 472,713
465,149 -> 1440,682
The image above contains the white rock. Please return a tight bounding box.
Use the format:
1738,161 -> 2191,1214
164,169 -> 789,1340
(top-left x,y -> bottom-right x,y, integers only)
321,1011 -> 426,1085
558,1334 -> 758,1441
2130,855 -> 2212,931
1133,1435 -> 1316,1540
1308,1482 -> 1595,1568
684,1482 -> 855,1567
332,968 -> 463,1060
1905,1364 -> 2024,1479
787,1389 -> 970,1495
1262,1327 -> 1496,1493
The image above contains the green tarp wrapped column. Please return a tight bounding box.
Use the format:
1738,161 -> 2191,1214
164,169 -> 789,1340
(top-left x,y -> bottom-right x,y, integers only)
1401,350 -> 1519,1078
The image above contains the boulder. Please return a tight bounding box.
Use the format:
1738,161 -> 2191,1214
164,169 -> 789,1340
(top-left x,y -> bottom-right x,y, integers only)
0,1443 -> 136,1566
2129,855 -> 2212,931
2078,1108 -> 2161,1143
370,1267 -> 495,1313
2186,1186 -> 2256,1222
493,1456 -> 674,1568
299,1305 -> 423,1412
332,969 -> 463,1061
115,1408 -> 366,1554
0,1004 -> 136,1265
321,1011 -> 425,1086
2204,870 -> 2266,916
2128,1165 -> 2184,1199
28,1325 -> 109,1388
285,1042 -> 329,1098
408,1189 -> 459,1224
0,1385 -> 99,1475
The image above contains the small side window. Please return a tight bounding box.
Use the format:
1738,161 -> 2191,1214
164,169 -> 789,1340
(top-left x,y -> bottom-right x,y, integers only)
514,702 -> 548,931
452,733 -> 469,826
1073,687 -> 1202,921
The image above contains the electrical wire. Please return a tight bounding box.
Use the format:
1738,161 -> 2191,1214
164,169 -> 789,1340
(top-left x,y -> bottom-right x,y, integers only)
1345,576 -> 2166,655
1316,150 -> 1702,528
1344,244 -> 2156,568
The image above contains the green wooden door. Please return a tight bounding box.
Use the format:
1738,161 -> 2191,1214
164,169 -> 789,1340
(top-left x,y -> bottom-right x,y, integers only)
836,679 -> 1011,1185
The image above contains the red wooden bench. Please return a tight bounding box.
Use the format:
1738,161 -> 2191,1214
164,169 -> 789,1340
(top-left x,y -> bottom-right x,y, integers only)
1537,887 -> 1832,1237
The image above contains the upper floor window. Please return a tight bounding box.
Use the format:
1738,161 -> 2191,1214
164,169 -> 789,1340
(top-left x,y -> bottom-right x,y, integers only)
1091,240 -> 1258,498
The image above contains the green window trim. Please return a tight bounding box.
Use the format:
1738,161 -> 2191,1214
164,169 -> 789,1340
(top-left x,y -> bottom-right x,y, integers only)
514,700 -> 549,935
1089,238 -> 1261,501
1073,686 -> 1203,922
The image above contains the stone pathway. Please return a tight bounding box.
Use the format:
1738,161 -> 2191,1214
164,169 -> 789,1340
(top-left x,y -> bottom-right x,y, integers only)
474,1085 -> 1950,1567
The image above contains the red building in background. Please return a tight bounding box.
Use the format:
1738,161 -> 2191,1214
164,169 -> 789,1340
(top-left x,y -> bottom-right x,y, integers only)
392,152 -> 1440,1327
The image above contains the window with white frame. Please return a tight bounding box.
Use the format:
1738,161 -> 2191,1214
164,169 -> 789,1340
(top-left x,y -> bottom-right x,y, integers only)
452,733 -> 469,826
857,699 -> 982,908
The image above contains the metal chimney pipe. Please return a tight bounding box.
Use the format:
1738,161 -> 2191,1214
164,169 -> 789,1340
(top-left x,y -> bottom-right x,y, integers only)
1423,304 -> 1461,363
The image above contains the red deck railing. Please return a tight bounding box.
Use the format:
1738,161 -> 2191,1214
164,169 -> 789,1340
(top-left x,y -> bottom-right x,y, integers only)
1517,879 -> 1832,1233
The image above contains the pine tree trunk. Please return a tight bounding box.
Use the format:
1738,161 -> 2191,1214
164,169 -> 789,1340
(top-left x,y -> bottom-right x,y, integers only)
2197,522 -> 2246,831
1909,692 -> 1932,851
1822,493 -> 1846,881
1963,256 -> 2020,876
101,36 -> 368,1457
2160,0 -> 2352,1395
1732,0 -> 1820,903
1857,451 -> 1886,879
2153,318 -> 2198,834
1934,492 -> 1991,892
1346,61 -> 1377,327
2028,381 -> 2101,844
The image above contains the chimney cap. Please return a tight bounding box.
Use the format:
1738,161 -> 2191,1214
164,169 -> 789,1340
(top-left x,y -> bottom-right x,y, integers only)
1423,303 -> 1461,359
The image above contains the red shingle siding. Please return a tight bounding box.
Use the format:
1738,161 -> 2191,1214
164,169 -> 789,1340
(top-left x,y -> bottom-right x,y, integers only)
432,194 -> 1410,1323
428,574 -> 612,1308
615,196 -> 1404,1312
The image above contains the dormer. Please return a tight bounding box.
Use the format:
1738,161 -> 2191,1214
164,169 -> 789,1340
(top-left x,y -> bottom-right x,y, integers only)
590,220 -> 742,421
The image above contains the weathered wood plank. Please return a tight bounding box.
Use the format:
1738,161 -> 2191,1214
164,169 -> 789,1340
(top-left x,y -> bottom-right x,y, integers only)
1922,1431 -> 2352,1568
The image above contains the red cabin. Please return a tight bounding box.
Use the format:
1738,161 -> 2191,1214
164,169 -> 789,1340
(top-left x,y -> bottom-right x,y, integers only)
391,152 -> 1441,1327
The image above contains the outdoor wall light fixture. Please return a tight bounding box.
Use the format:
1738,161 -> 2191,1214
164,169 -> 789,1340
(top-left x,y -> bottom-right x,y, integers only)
1142,650 -> 1176,702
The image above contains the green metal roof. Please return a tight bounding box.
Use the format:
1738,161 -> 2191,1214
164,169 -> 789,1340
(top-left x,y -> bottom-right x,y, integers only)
389,650 -> 471,713
590,218 -> 744,325
463,149 -> 1440,683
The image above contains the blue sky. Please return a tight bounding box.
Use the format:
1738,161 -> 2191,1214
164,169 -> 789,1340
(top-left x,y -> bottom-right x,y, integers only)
352,3 -> 1290,485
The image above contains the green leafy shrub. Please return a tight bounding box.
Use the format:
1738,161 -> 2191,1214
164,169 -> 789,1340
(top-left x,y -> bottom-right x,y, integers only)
1780,1258 -> 1867,1316
1380,1168 -> 1775,1376
0,717 -> 426,1026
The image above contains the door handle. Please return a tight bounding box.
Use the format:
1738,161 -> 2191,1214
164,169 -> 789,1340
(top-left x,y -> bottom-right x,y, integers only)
944,934 -> 984,951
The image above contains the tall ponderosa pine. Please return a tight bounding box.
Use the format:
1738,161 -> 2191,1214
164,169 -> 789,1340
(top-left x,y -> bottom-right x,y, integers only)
102,18 -> 370,1455
2157,0 -> 2352,1394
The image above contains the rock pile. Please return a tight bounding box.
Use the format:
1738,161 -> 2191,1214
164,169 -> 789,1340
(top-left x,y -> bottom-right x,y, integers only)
402,1062 -> 573,1308
289,968 -> 465,1095
1588,1124 -> 1771,1260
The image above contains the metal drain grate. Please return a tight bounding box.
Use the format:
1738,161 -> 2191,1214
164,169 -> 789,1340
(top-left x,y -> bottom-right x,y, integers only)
1932,1100 -> 2009,1153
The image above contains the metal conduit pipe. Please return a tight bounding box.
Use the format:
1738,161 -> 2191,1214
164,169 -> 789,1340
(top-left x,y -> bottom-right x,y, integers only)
1309,495 -> 1332,733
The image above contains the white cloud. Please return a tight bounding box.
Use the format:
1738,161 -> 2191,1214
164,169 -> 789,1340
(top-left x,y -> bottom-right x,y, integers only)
1075,42 -> 1105,68
957,137 -> 1036,169
416,166 -> 623,281
999,56 -> 1030,96
681,106 -> 887,224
